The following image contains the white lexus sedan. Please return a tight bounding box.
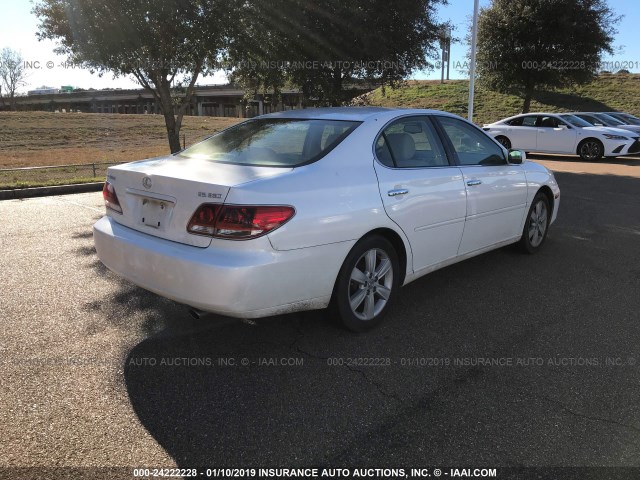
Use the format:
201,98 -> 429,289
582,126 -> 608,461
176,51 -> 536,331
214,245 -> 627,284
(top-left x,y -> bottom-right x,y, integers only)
483,112 -> 640,161
94,108 -> 560,331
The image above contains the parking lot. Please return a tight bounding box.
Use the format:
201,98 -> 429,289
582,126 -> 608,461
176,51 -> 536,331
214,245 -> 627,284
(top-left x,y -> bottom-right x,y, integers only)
1,157 -> 639,474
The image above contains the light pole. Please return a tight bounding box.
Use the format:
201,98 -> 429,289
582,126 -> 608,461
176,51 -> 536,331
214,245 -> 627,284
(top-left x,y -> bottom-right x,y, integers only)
468,0 -> 480,122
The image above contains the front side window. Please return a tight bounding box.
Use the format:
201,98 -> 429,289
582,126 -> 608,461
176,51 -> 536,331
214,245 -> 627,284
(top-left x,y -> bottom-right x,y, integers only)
436,116 -> 506,166
375,117 -> 448,168
179,119 -> 360,167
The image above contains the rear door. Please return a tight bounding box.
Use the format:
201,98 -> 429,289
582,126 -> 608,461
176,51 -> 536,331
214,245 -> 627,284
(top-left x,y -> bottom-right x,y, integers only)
507,115 -> 539,150
434,115 -> 528,255
373,116 -> 467,272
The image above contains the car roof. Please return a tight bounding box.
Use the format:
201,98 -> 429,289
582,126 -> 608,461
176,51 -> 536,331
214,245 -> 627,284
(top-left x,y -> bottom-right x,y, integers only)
502,112 -> 564,119
259,106 -> 460,122
572,112 -> 610,115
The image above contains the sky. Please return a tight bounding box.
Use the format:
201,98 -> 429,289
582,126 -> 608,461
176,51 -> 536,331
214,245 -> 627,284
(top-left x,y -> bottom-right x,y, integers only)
1,0 -> 638,93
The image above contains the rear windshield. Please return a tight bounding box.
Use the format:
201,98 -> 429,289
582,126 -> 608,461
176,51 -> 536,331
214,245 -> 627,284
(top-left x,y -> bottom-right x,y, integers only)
178,118 -> 361,167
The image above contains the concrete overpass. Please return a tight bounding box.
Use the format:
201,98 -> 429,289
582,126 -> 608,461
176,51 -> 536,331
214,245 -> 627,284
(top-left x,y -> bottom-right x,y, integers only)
12,84 -> 371,118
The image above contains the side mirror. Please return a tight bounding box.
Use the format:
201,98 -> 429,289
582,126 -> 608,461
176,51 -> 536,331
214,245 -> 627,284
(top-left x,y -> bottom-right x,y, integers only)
508,149 -> 525,164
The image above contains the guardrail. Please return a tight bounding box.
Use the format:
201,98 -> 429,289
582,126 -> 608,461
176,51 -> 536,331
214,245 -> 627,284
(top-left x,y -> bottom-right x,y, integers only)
0,162 -> 121,190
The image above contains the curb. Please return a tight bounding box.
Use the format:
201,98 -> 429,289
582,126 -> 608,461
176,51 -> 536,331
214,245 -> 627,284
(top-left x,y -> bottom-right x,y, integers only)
0,182 -> 104,201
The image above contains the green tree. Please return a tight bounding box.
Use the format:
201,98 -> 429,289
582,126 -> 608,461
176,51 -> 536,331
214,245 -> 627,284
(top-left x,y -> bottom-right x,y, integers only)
229,0 -> 445,106
33,0 -> 237,152
476,0 -> 619,113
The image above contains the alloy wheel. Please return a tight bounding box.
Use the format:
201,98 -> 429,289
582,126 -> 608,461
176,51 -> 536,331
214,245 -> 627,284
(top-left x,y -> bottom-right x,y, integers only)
528,200 -> 548,247
580,141 -> 601,161
348,248 -> 393,321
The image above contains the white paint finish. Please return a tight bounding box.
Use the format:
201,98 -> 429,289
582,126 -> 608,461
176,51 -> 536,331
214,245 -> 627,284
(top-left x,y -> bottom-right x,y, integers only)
374,163 -> 467,270
458,164 -> 528,254
485,113 -> 638,157
94,108 -> 561,319
94,215 -> 352,318
106,157 -> 292,247
536,126 -> 577,153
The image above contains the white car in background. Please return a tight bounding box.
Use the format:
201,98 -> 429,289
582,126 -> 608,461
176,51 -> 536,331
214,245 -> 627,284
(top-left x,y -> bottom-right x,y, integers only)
483,113 -> 640,161
94,108 -> 560,331
604,112 -> 640,126
572,112 -> 640,135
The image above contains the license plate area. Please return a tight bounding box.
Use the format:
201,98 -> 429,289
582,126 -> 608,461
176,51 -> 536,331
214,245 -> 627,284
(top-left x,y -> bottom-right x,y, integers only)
141,198 -> 171,229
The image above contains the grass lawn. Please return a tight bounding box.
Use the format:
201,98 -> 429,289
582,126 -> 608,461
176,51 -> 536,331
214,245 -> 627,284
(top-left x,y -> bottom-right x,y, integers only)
358,73 -> 640,125
1,73 -> 639,188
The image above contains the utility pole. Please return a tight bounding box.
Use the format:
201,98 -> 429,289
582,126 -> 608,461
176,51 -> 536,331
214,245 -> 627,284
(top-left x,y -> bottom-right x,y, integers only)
468,0 -> 480,122
440,26 -> 452,84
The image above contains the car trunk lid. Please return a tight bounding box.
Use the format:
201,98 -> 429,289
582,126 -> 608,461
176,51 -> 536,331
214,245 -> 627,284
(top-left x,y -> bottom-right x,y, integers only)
105,155 -> 292,247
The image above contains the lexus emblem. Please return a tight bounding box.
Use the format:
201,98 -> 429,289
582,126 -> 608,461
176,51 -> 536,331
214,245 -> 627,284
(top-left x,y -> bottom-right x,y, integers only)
142,177 -> 152,189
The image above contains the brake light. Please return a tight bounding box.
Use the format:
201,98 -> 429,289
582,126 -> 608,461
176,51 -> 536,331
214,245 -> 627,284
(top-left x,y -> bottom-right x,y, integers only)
103,181 -> 122,214
187,204 -> 221,236
187,204 -> 295,239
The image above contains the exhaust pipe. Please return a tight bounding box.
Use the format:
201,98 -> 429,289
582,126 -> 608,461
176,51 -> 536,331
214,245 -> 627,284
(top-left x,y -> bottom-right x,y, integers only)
188,308 -> 207,320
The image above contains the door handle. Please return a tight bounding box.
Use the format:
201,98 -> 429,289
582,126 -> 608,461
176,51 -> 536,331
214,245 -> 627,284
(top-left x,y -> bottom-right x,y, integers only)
388,188 -> 409,197
466,179 -> 482,187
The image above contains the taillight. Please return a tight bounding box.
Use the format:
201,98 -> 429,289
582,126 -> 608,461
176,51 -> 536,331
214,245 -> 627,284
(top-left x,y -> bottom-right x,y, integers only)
103,181 -> 122,214
187,204 -> 221,236
187,204 -> 295,239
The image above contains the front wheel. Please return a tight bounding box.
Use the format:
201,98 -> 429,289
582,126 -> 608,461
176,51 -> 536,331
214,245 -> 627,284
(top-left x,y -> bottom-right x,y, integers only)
330,235 -> 400,332
495,135 -> 511,149
519,193 -> 550,254
578,139 -> 603,161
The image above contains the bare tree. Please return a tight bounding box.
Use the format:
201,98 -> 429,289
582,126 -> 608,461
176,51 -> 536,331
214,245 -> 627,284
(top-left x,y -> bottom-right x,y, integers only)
0,48 -> 28,110
34,0 -> 237,153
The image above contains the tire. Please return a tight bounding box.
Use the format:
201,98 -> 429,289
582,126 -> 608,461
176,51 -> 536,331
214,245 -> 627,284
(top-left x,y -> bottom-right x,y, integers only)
495,135 -> 511,149
330,235 -> 400,332
578,138 -> 604,161
519,192 -> 551,254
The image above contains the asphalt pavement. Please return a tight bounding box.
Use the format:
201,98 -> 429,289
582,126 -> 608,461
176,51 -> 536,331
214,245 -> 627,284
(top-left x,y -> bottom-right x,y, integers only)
0,160 -> 639,478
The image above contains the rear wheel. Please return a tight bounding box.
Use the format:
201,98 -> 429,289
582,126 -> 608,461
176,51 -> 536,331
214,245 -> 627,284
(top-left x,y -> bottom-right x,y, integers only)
330,235 -> 399,332
519,192 -> 550,254
578,139 -> 603,161
495,135 -> 511,149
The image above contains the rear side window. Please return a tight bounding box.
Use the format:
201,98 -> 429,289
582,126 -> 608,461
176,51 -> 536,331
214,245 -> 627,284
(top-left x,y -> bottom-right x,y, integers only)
375,116 -> 448,168
521,115 -> 538,127
436,116 -> 506,166
179,119 -> 360,167
505,117 -> 523,126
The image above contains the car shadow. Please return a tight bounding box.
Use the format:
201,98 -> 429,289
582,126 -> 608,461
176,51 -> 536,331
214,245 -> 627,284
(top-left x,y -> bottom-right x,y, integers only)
77,171 -> 640,467
527,153 -> 640,166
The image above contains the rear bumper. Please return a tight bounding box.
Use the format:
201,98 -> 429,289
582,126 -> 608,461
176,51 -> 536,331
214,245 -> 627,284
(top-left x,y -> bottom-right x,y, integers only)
93,216 -> 352,318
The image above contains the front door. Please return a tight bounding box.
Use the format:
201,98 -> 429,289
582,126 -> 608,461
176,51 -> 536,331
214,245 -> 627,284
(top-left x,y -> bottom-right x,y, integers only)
434,115 -> 528,255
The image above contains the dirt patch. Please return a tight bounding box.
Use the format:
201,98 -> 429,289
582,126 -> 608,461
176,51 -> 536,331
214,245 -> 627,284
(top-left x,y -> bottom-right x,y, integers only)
0,112 -> 240,168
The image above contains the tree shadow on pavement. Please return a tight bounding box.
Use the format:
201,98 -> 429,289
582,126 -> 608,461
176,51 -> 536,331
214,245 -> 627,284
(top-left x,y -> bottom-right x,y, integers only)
527,153 -> 640,167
